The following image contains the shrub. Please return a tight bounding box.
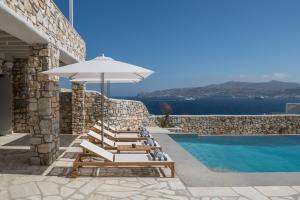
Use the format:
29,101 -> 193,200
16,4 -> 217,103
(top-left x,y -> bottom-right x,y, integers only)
159,102 -> 173,128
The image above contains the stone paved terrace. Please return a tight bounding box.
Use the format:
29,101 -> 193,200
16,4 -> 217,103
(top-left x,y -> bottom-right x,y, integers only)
1,174 -> 300,199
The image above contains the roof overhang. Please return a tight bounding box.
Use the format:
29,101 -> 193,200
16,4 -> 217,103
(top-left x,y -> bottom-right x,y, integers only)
0,1 -> 79,64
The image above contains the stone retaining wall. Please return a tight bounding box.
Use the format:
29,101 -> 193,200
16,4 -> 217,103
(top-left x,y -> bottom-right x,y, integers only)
12,59 -> 30,133
61,90 -> 300,135
59,90 -> 72,134
59,90 -> 155,134
154,115 -> 300,135
0,58 -> 30,133
84,91 -> 155,132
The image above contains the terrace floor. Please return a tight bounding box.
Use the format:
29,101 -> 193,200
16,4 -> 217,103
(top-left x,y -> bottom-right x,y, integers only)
1,174 -> 300,199
0,132 -> 300,199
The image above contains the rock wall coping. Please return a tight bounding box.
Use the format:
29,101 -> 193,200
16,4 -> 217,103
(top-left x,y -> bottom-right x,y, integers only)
154,115 -> 300,135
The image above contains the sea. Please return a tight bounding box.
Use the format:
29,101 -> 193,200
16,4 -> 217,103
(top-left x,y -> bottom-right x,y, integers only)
120,97 -> 300,115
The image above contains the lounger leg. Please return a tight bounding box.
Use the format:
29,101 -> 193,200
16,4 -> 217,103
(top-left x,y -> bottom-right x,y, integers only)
70,164 -> 79,178
170,164 -> 175,178
83,148 -> 90,154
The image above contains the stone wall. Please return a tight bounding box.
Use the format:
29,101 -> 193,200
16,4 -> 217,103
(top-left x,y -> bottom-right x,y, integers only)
60,90 -> 155,134
0,58 -> 30,133
12,59 -> 30,133
3,0 -> 85,61
28,44 -> 60,165
84,91 -> 101,132
71,83 -> 86,135
84,91 -> 155,132
154,115 -> 300,135
59,89 -> 72,134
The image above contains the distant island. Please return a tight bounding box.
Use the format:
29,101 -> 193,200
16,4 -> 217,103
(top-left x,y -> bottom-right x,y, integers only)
137,80 -> 300,99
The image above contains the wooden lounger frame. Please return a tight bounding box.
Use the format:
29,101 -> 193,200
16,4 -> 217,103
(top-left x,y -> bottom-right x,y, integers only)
88,135 -> 162,151
92,127 -> 151,142
110,129 -> 140,134
97,120 -> 140,134
70,153 -> 175,178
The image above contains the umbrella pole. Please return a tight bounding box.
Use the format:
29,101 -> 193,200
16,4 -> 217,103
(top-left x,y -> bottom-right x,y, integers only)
101,73 -> 104,148
107,81 -> 110,129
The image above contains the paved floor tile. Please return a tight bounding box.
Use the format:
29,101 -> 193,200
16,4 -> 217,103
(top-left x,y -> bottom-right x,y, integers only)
293,186 -> 300,192
232,187 -> 269,200
9,182 -> 40,199
188,187 -> 239,197
255,186 -> 298,197
65,180 -> 86,188
168,180 -> 186,190
97,191 -> 140,198
79,179 -> 101,195
37,181 -> 59,196
43,196 -> 63,200
60,186 -> 76,198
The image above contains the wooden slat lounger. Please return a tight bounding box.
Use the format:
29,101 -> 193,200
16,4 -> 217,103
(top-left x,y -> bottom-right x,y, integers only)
87,130 -> 162,151
93,124 -> 153,142
70,140 -> 175,178
97,120 -> 140,133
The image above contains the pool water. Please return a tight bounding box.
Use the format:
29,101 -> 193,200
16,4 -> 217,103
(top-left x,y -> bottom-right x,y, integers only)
170,134 -> 300,172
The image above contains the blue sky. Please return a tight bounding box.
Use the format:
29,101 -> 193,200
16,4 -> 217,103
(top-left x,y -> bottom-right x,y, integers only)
54,0 -> 300,96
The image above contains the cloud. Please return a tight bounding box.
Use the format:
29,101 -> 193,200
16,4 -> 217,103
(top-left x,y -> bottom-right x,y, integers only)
262,73 -> 289,81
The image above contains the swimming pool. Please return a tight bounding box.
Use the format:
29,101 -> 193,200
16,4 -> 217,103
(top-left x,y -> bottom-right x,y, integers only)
170,134 -> 300,172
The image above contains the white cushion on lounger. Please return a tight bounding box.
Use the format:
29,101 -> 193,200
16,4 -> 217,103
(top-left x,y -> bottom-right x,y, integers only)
80,140 -> 114,162
94,124 -> 137,137
115,154 -> 172,162
80,140 -> 172,163
93,124 -> 153,139
88,130 -> 144,146
114,133 -> 153,139
115,133 -> 138,138
115,141 -> 142,146
87,130 -> 115,147
115,154 -> 151,162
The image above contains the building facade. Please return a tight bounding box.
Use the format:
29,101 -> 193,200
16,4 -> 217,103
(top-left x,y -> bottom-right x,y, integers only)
0,0 -> 85,165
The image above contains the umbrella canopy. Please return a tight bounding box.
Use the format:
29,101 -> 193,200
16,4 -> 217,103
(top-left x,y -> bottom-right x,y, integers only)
42,55 -> 154,79
70,78 -> 141,83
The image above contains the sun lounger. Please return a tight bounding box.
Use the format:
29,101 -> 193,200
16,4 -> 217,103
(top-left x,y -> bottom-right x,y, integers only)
93,124 -> 153,141
87,130 -> 162,150
70,140 -> 175,178
97,120 -> 140,133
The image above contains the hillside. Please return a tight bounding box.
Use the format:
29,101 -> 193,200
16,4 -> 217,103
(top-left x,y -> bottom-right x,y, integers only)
137,80 -> 300,98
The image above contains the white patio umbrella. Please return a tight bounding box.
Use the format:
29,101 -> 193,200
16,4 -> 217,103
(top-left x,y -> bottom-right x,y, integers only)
70,78 -> 141,84
43,55 -> 153,80
42,55 -> 154,147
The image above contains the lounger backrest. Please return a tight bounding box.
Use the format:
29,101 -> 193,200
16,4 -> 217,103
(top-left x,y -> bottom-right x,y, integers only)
98,120 -> 117,131
87,130 -> 115,147
80,140 -> 114,162
93,124 -> 115,137
93,124 -> 102,131
103,128 -> 115,137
